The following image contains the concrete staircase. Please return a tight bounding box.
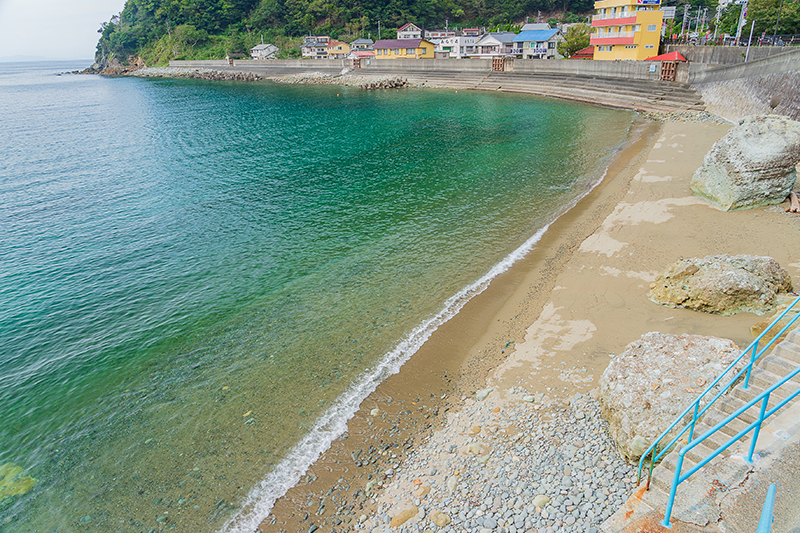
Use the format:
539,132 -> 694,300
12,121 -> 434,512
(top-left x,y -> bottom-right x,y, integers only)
602,328 -> 800,532
364,69 -> 707,113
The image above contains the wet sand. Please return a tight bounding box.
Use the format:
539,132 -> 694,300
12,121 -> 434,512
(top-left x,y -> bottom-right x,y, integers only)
256,117 -> 800,532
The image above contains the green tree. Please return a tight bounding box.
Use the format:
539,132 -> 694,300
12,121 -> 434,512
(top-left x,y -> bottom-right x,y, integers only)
557,23 -> 590,57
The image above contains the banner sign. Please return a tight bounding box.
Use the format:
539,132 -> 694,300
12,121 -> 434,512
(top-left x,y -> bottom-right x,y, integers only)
637,0 -> 660,5
661,6 -> 676,18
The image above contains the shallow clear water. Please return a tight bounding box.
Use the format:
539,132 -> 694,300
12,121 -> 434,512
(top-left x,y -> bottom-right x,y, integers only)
0,61 -> 634,532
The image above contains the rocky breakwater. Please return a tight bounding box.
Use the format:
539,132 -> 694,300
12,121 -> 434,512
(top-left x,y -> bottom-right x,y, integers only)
359,77 -> 408,90
691,114 -> 800,211
598,333 -> 743,462
365,391 -> 638,533
132,67 -> 261,81
272,72 -> 413,89
649,254 -> 793,316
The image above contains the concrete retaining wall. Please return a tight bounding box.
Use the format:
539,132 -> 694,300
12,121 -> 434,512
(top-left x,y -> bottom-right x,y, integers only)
666,45 -> 790,65
690,49 -> 800,121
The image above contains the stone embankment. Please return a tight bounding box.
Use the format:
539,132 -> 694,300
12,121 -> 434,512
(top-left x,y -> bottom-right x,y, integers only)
361,392 -> 637,533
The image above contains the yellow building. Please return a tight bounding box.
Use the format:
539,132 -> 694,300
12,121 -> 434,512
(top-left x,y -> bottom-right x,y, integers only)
590,0 -> 663,60
327,40 -> 351,59
372,39 -> 434,59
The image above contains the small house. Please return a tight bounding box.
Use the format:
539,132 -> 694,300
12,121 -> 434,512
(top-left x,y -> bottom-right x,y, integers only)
250,43 -> 278,60
301,36 -> 330,59
350,38 -> 374,50
373,39 -> 434,59
397,23 -> 423,40
512,28 -> 563,59
327,40 -> 351,59
474,32 -> 519,56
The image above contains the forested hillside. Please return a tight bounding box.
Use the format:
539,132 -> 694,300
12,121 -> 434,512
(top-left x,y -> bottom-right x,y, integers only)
95,0 -> 594,65
95,0 -> 800,67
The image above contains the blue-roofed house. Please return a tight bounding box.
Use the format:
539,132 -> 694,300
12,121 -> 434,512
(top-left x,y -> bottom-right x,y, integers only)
513,28 -> 564,59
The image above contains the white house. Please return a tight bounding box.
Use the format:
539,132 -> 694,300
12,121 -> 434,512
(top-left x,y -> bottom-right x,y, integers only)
250,43 -> 278,60
512,28 -> 563,59
474,31 -> 520,56
397,23 -> 423,39
350,38 -> 374,50
434,35 -> 482,58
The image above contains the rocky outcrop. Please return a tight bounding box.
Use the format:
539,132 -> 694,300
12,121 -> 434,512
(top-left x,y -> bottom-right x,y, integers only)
84,56 -> 148,75
691,114 -> 800,210
649,254 -> 793,316
598,332 -> 742,462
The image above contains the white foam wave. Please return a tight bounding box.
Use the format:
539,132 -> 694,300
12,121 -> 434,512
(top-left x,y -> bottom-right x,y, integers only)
219,149 -> 619,533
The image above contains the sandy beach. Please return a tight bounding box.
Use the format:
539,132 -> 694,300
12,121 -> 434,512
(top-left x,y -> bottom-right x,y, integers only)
255,115 -> 800,533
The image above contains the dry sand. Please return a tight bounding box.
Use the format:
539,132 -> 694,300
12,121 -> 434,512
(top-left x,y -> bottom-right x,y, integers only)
257,118 -> 800,532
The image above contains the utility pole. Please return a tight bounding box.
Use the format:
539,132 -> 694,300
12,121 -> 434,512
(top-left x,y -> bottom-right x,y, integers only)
773,0 -> 785,39
681,4 -> 690,37
378,20 -> 381,40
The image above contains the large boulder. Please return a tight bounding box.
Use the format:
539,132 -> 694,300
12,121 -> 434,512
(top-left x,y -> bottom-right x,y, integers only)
599,332 -> 742,462
691,114 -> 800,211
649,254 -> 793,316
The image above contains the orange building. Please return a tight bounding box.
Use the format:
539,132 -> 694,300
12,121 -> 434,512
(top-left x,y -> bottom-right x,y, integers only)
590,0 -> 663,60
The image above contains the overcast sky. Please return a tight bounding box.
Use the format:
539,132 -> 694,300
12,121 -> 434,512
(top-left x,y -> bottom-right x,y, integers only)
0,0 -> 127,60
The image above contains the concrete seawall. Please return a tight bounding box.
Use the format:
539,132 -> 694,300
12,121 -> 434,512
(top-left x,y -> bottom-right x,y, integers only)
169,49 -> 799,120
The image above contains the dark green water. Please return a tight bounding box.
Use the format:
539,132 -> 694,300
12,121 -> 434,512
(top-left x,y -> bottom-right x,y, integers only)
0,61 -> 634,532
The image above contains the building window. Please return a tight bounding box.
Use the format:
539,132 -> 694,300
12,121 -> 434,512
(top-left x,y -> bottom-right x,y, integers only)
406,48 -> 416,54
625,44 -> 637,49
645,44 -> 655,49
393,48 -> 399,54
548,42 -> 555,49
633,24 -> 641,32
647,24 -> 657,31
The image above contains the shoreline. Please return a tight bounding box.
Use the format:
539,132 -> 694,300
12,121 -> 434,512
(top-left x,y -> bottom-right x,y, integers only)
250,111 -> 800,533
245,116 -> 664,533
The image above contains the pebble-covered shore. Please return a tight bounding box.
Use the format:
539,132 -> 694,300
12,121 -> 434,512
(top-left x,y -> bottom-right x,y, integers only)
638,109 -> 730,124
351,391 -> 637,533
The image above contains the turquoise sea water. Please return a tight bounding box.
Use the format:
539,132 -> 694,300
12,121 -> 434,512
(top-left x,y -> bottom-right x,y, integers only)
0,61 -> 634,532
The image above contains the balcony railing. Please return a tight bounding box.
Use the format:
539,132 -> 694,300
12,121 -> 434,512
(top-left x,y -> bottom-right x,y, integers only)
592,12 -> 636,20
592,31 -> 635,39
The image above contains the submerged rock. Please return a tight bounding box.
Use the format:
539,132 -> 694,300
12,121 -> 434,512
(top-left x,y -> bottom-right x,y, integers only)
0,462 -> 37,502
598,332 -> 742,462
691,114 -> 800,211
649,254 -> 793,316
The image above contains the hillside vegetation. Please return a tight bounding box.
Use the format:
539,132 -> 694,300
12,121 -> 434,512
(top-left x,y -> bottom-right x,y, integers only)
95,0 -> 594,65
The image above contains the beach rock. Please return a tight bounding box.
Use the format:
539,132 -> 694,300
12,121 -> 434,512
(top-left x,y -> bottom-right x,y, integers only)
389,506 -> 417,527
598,332 -> 742,462
429,510 -> 451,526
0,462 -> 37,501
649,254 -> 793,316
691,114 -> 800,210
533,494 -> 551,508
475,388 -> 492,401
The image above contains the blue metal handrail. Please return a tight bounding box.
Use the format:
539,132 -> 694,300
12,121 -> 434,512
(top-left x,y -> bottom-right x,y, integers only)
637,295 -> 800,487
756,484 -> 777,533
662,365 -> 800,525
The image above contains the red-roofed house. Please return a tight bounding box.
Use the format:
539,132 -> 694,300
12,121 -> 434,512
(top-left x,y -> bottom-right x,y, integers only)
373,39 -> 434,59
327,40 -> 351,58
397,23 -> 423,39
